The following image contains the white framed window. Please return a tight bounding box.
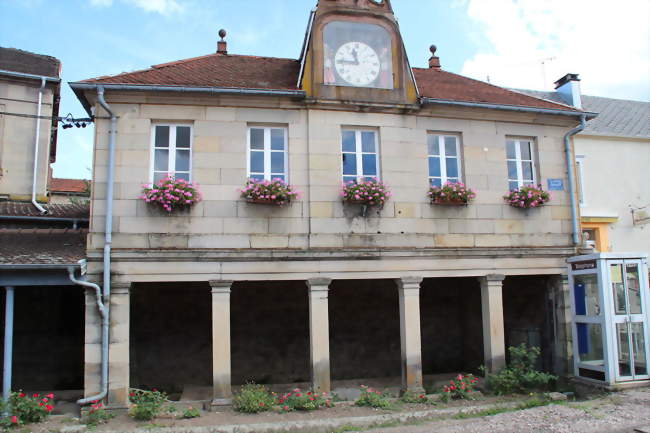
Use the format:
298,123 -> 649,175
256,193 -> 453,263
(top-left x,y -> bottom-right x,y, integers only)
506,138 -> 537,190
576,155 -> 586,206
428,133 -> 462,187
247,126 -> 288,181
151,124 -> 192,184
341,128 -> 379,183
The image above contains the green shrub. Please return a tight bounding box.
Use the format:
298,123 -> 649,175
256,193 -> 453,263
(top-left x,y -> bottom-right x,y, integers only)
181,406 -> 201,419
277,388 -> 331,411
84,401 -> 114,427
484,344 -> 557,395
0,391 -> 55,427
233,383 -> 275,414
400,390 -> 429,404
355,386 -> 391,409
440,374 -> 479,402
128,388 -> 168,421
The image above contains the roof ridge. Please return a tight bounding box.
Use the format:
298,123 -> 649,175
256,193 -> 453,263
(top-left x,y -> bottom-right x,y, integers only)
414,67 -> 581,112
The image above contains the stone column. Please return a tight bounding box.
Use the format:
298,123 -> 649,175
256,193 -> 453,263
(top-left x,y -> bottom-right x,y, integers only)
210,280 -> 233,406
548,275 -> 573,376
306,278 -> 332,393
108,283 -> 131,407
396,277 -> 425,393
84,287 -> 102,399
479,274 -> 506,373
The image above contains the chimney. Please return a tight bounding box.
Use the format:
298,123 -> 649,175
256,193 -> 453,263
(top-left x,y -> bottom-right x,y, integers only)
554,73 -> 581,108
217,29 -> 228,55
428,45 -> 441,70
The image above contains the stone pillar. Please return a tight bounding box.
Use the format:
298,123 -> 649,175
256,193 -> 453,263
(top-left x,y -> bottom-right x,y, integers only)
84,287 -> 102,399
306,278 -> 332,393
479,274 -> 506,373
108,283 -> 130,407
396,277 -> 425,393
210,280 -> 233,405
548,275 -> 573,376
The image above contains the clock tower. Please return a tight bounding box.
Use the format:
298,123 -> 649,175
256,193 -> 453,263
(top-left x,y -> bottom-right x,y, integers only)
301,0 -> 419,106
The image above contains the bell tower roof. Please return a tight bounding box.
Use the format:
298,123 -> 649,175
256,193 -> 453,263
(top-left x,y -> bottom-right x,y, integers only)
316,0 -> 393,13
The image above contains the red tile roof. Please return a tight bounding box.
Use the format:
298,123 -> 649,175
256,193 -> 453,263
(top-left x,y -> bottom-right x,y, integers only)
0,229 -> 87,265
50,178 -> 89,194
84,53 -> 301,91
0,201 -> 89,220
80,52 -> 578,112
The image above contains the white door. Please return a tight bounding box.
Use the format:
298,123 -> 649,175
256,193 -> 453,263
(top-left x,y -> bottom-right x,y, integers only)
609,260 -> 650,381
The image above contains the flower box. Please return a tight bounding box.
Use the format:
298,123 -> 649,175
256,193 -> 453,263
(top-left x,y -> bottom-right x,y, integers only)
504,185 -> 550,209
240,178 -> 299,206
140,176 -> 202,213
428,182 -> 476,206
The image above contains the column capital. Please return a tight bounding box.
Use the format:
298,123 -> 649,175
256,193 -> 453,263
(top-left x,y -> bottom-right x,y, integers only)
306,278 -> 332,290
395,276 -> 423,291
209,280 -> 233,294
111,282 -> 131,294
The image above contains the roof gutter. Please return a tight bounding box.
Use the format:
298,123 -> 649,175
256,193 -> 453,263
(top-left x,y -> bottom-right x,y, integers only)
421,97 -> 598,119
0,69 -> 61,83
0,263 -> 83,270
70,82 -> 307,116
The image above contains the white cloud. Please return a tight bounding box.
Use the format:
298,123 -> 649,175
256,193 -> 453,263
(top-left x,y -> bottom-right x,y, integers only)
89,0 -> 183,15
459,0 -> 650,100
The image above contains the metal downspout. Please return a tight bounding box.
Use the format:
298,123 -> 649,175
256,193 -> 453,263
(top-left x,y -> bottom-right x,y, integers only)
564,114 -> 587,245
2,287 -> 15,406
31,78 -> 48,214
68,268 -> 109,405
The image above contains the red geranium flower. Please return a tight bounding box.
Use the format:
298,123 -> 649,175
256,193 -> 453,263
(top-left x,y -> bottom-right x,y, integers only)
11,415 -> 17,424
46,405 -> 54,412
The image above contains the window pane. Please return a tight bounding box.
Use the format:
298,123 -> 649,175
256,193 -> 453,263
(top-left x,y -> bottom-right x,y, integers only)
271,151 -> 284,174
343,175 -> 356,184
428,156 -> 441,177
271,129 -> 285,150
506,140 -> 516,159
444,136 -> 457,156
430,178 -> 441,187
507,161 -> 518,180
617,322 -> 631,376
176,126 -> 191,148
153,172 -> 166,184
446,157 -> 459,178
250,151 -> 264,174
522,161 -> 533,181
342,153 -> 357,176
362,154 -> 377,176
361,131 -> 376,152
447,177 -> 459,183
175,150 -> 190,172
509,181 -> 519,191
626,263 -> 642,314
632,322 -> 647,375
611,264 -> 626,315
273,175 -> 286,182
250,128 -> 264,150
342,130 -> 356,152
576,323 -> 604,364
574,274 -> 600,316
250,174 -> 264,181
520,141 -> 532,160
154,149 -> 169,171
428,135 -> 440,155
155,126 -> 170,148
175,172 -> 190,181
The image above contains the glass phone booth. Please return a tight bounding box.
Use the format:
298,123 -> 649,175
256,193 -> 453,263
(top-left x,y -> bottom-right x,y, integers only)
568,253 -> 649,386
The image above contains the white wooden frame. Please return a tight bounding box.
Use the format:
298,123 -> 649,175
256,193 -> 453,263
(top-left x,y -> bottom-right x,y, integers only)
341,128 -> 380,182
427,133 -> 462,186
149,123 -> 193,184
506,138 -> 537,189
246,126 -> 289,182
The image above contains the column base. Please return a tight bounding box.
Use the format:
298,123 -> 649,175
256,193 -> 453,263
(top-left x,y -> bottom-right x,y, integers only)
209,398 -> 233,408
400,386 -> 426,396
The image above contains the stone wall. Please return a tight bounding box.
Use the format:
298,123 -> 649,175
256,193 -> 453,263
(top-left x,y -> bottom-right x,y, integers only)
86,96 -> 576,256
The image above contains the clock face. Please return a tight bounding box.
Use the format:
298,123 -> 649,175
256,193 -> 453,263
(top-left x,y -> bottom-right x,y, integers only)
323,21 -> 393,89
334,42 -> 380,86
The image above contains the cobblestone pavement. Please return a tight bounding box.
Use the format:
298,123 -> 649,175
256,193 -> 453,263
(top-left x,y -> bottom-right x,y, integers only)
366,389 -> 650,433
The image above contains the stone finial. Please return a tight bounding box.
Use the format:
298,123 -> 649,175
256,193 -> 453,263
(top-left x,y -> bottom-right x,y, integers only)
429,45 -> 440,70
217,29 -> 228,55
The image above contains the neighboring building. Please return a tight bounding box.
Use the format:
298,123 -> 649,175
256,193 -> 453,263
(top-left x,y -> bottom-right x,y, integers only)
70,0 -> 595,407
0,48 -> 88,401
50,178 -> 91,205
518,76 -> 650,254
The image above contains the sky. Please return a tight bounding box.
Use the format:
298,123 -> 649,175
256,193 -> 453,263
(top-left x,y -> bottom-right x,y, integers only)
1,0 -> 648,180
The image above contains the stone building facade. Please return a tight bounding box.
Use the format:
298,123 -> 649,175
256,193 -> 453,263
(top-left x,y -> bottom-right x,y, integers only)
71,0 -> 591,407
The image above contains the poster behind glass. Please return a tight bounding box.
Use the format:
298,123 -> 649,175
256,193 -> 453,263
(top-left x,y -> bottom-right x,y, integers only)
323,21 -> 393,89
